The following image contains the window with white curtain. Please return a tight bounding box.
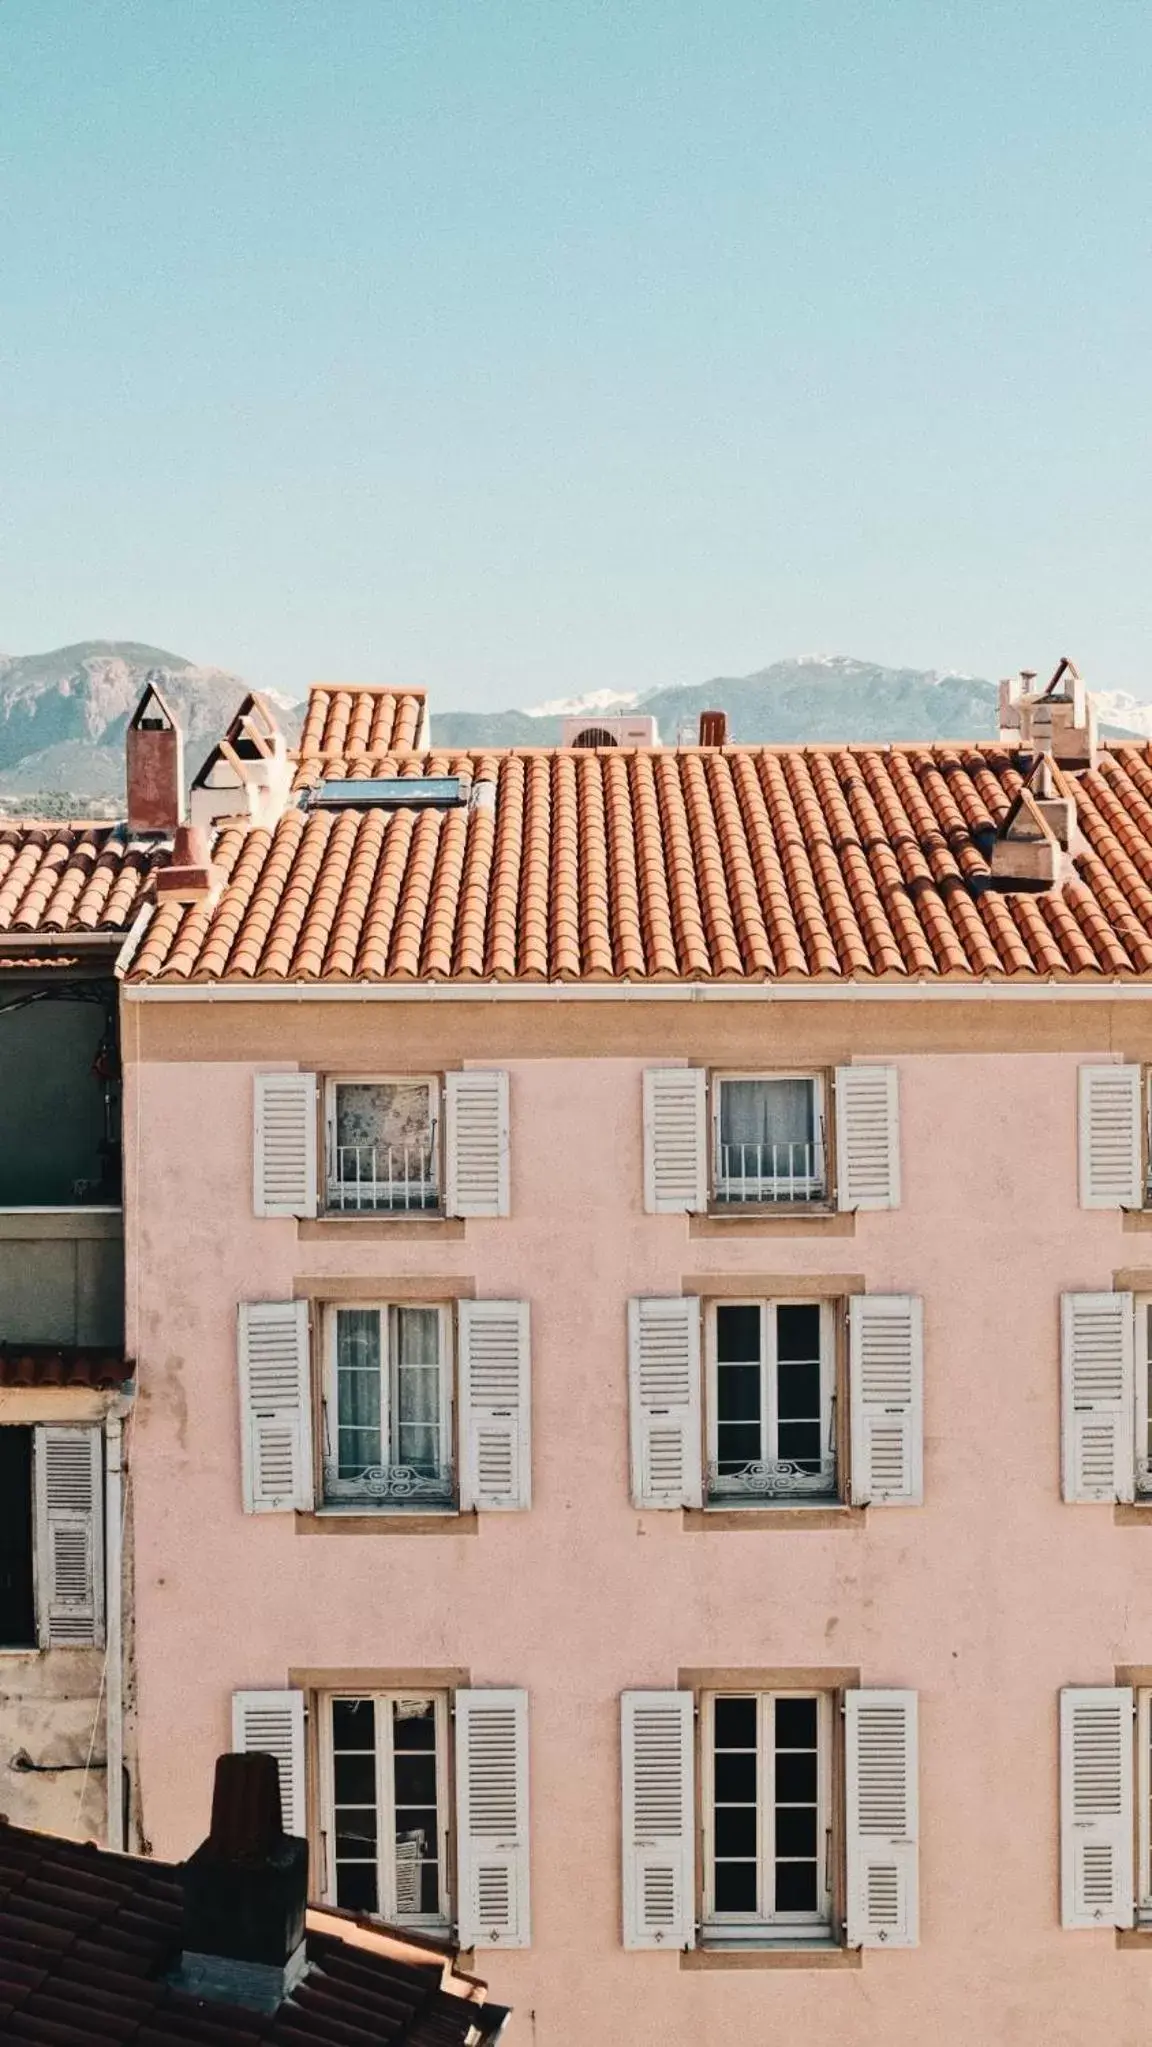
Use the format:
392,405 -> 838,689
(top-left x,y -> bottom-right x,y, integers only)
712,1074 -> 826,1204
325,1077 -> 440,1212
322,1303 -> 453,1508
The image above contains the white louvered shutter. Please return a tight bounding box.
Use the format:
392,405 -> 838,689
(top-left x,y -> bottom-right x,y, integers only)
1060,1687 -> 1134,1928
446,1070 -> 510,1218
459,1300 -> 531,1510
238,1301 -> 314,1512
34,1426 -> 104,1648
254,1072 -> 318,1218
627,1297 -> 703,1509
849,1296 -> 923,1506
621,1690 -> 695,1950
643,1068 -> 707,1214
455,1689 -> 531,1948
232,1689 -> 307,1838
1079,1064 -> 1143,1211
835,1065 -> 901,1210
845,1689 -> 919,1948
1061,1293 -> 1135,1503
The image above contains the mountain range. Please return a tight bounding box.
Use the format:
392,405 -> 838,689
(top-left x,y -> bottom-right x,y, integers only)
0,643 -> 1148,818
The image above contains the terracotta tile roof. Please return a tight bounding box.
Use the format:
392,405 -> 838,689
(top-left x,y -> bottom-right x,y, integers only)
0,1819 -> 509,2046
0,1344 -> 132,1390
126,739 -> 1152,985
0,823 -> 168,942
294,685 -> 428,787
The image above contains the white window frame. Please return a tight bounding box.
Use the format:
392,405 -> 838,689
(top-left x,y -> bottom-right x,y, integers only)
319,1690 -> 453,1932
710,1072 -> 828,1208
1136,1297 -> 1152,1499
1139,1689 -> 1152,1921
324,1075 -> 441,1215
322,1302 -> 455,1510
701,1689 -> 833,1944
704,1299 -> 837,1506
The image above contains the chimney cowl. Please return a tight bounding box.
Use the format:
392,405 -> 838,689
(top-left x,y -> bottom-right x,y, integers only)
127,678 -> 185,833
174,1752 -> 309,2014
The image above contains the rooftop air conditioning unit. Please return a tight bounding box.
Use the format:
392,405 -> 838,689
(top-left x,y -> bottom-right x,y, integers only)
561,714 -> 660,749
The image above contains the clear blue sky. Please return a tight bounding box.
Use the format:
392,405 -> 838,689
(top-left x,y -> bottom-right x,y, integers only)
2,0 -> 1150,709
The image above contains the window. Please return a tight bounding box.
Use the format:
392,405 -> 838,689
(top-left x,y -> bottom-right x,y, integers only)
712,1074 -> 826,1206
702,1690 -> 832,1942
0,1424 -> 102,1648
0,1429 -> 35,1647
323,1692 -> 450,1928
706,1300 -> 837,1504
325,1078 -> 439,1213
322,1304 -> 453,1507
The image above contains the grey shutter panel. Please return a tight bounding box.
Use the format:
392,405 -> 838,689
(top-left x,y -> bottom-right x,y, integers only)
835,1065 -> 901,1210
849,1295 -> 924,1506
34,1426 -> 103,1648
1061,1293 -> 1134,1504
643,1068 -> 707,1213
458,1301 -> 531,1510
232,1689 -> 307,1838
455,1688 -> 531,1948
446,1071 -> 510,1217
845,1689 -> 919,1948
621,1690 -> 695,1950
1060,1687 -> 1134,1928
627,1297 -> 703,1509
1079,1064 -> 1142,1210
238,1301 -> 314,1512
254,1072 -> 317,1217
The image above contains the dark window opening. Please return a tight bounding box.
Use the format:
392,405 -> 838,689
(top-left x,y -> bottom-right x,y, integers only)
0,1429 -> 35,1647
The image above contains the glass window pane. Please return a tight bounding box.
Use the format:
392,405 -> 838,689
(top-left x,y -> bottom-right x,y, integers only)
393,1309 -> 442,1475
336,1863 -> 379,1912
716,1422 -> 764,1470
776,1359 -> 821,1422
775,1861 -> 818,1913
334,1753 -> 377,1805
714,1861 -> 759,1912
391,1700 -> 440,1919
393,1753 -> 438,1806
714,1751 -> 758,1803
714,1696 -> 758,1747
775,1698 -> 818,1748
336,1311 -> 382,1478
775,1807 -> 818,1858
720,1080 -> 814,1150
777,1422 -> 823,1468
774,1750 -> 818,1804
716,1305 -> 761,1363
775,1304 -> 821,1363
717,1364 -> 761,1422
714,1806 -> 759,1858
332,1696 -> 375,1750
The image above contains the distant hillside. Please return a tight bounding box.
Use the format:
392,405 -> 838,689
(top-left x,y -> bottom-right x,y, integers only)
0,644 -> 1145,818
0,642 -> 296,814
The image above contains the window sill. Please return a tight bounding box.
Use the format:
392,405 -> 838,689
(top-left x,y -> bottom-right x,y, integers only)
682,1943 -> 859,1971
298,1216 -> 466,1242
1114,1503 -> 1152,1525
1116,1926 -> 1152,1947
1122,1210 -> 1152,1232
295,1509 -> 478,1537
689,1210 -> 855,1239
684,1503 -> 861,1531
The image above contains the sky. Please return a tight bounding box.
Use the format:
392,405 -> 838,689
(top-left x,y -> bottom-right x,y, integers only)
1,1 -> 1151,710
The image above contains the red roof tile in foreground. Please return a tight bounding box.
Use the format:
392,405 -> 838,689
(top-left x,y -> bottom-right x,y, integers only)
127,740 -> 1152,984
294,685 -> 428,787
0,824 -> 168,939
0,1820 -> 509,2046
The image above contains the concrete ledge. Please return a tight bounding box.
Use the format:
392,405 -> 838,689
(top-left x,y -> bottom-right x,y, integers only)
295,1510 -> 478,1537
681,1944 -> 861,1970
0,1210 -> 122,1240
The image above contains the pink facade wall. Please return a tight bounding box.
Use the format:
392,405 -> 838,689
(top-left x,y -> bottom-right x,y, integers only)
127,1028 -> 1152,2044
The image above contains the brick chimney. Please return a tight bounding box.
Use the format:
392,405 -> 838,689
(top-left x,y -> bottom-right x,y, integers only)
698,709 -> 728,746
127,677 -> 184,832
173,1751 -> 309,2014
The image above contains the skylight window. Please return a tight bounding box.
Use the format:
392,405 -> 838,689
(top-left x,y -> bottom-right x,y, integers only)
309,777 -> 464,810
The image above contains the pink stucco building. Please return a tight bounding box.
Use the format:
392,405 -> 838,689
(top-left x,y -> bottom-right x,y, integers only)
120,669 -> 1152,2041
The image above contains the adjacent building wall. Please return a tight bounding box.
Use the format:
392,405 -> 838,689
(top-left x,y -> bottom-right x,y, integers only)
125,996 -> 1152,2046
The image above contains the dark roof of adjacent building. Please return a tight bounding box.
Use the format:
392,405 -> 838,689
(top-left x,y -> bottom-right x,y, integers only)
0,1818 -> 509,2046
0,1344 -> 133,1390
